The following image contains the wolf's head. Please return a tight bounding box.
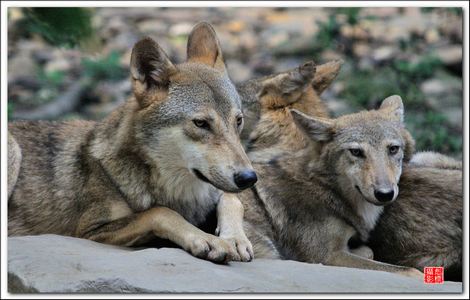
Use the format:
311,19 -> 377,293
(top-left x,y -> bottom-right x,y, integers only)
129,22 -> 256,193
292,96 -> 415,206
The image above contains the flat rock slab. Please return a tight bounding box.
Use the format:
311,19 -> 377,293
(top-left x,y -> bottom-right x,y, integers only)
8,235 -> 462,294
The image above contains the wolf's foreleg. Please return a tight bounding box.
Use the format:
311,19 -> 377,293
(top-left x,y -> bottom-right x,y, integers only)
326,250 -> 423,278
216,193 -> 254,261
77,206 -> 239,263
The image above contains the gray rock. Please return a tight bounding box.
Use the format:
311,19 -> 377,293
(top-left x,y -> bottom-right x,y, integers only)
421,79 -> 448,96
372,46 -> 396,62
168,23 -> 194,37
8,235 -> 462,294
137,20 -> 168,35
436,45 -> 463,66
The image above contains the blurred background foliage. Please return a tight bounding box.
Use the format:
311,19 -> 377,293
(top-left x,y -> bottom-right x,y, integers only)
20,8 -> 94,48
7,7 -> 463,157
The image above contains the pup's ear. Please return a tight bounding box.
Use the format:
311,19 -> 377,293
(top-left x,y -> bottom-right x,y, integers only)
379,95 -> 404,123
290,109 -> 334,142
259,61 -> 316,108
312,59 -> 343,95
187,22 -> 225,72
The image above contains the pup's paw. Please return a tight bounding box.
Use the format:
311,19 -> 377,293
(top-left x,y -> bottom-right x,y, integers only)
186,234 -> 238,263
397,268 -> 424,279
220,233 -> 254,262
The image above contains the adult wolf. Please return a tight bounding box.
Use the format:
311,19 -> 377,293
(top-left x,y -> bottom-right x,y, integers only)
8,22 -> 255,263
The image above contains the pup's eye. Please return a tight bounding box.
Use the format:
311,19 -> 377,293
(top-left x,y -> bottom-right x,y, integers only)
193,119 -> 210,130
389,145 -> 400,155
236,116 -> 243,127
349,148 -> 364,158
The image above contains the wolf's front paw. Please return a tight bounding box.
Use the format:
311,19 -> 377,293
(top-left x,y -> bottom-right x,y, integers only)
220,233 -> 254,262
397,268 -> 424,279
185,234 -> 238,263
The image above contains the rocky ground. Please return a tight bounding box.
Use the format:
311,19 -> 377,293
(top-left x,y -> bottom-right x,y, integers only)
7,7 -> 463,155
8,235 -> 462,293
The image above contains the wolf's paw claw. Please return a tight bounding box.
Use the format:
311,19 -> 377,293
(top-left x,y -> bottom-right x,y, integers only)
187,235 -> 237,263
222,235 -> 254,262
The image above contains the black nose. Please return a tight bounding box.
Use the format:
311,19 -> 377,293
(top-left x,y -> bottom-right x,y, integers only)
234,170 -> 258,189
374,189 -> 395,203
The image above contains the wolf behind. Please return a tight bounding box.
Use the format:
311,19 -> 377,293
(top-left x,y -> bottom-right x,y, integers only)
8,22 -> 256,263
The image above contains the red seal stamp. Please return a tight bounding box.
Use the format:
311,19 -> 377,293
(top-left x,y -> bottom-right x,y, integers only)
424,267 -> 444,284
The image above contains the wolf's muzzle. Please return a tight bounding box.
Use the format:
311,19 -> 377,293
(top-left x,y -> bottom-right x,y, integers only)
234,170 -> 258,189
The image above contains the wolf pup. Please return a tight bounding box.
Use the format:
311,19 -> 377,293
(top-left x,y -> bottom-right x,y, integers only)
238,63 -> 422,277
240,62 -> 462,280
8,22 -> 256,263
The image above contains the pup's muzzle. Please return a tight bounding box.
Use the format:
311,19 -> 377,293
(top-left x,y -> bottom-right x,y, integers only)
233,170 -> 258,189
374,188 -> 395,203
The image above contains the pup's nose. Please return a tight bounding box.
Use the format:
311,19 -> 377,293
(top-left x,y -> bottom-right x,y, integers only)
234,170 -> 258,189
374,189 -> 395,203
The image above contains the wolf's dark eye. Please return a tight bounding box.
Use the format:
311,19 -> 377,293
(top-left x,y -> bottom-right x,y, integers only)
349,148 -> 364,158
389,145 -> 400,155
236,116 -> 243,127
193,119 -> 210,130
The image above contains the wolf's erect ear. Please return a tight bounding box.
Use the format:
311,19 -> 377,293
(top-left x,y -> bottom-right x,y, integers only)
130,37 -> 176,90
312,59 -> 343,95
259,61 -> 316,108
290,109 -> 334,142
379,95 -> 404,123
187,22 -> 226,72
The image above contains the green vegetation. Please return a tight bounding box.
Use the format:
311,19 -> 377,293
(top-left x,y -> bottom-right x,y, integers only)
21,8 -> 94,48
421,7 -> 462,16
407,112 -> 462,156
313,15 -> 341,53
335,7 -> 361,25
338,55 -> 442,109
394,55 -> 442,80
8,103 -> 14,119
82,51 -> 127,81
34,68 -> 67,105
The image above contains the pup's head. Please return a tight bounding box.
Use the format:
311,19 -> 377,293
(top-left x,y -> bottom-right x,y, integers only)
292,95 -> 415,206
130,22 -> 256,192
258,59 -> 343,115
246,60 -> 342,158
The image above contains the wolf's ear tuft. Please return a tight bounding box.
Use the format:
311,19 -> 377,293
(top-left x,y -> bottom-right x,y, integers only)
379,95 -> 404,123
290,109 -> 334,142
259,61 -> 316,108
187,22 -> 225,71
312,59 -> 343,94
130,37 -> 176,88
